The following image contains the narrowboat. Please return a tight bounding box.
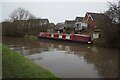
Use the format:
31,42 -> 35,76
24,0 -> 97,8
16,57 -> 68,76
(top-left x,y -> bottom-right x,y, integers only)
37,32 -> 92,43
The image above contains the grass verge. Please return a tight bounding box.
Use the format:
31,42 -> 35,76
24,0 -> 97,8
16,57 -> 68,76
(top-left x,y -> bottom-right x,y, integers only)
2,43 -> 59,79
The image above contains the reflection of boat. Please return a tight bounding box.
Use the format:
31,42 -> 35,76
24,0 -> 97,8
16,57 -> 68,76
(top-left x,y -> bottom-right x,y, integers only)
38,40 -> 91,53
38,32 -> 92,43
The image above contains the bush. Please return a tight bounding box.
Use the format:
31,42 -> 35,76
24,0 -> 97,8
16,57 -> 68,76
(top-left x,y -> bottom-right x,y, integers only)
95,23 -> 120,48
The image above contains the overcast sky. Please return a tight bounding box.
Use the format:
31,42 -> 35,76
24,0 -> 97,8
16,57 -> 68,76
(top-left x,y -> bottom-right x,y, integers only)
1,0 -> 119,24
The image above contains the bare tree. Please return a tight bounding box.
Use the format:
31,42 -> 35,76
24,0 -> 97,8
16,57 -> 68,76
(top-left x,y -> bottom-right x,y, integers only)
105,1 -> 120,23
9,7 -> 36,21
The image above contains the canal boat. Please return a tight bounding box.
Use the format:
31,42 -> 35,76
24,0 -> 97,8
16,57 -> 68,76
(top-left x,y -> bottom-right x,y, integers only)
37,32 -> 92,43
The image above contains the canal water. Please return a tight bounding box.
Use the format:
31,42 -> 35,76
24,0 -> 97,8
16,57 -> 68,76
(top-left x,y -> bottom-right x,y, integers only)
2,37 -> 119,78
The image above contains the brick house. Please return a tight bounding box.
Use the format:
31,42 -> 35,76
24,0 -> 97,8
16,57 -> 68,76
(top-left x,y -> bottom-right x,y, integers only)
82,12 -> 111,38
82,12 -> 111,32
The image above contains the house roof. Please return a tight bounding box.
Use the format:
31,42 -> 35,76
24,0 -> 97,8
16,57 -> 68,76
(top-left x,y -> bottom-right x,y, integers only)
75,17 -> 84,22
13,18 -> 49,22
27,18 -> 49,23
86,12 -> 111,23
56,22 -> 64,26
39,19 -> 49,23
55,22 -> 65,29
65,20 -> 76,24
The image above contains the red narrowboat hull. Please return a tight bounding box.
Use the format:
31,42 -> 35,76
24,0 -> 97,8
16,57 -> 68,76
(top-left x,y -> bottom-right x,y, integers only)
37,32 -> 92,43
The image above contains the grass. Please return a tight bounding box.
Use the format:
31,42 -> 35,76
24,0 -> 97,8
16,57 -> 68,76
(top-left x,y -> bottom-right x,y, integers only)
2,43 -> 59,79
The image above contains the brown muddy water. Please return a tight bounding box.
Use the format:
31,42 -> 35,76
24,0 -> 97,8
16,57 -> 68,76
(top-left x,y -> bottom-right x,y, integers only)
2,37 -> 119,78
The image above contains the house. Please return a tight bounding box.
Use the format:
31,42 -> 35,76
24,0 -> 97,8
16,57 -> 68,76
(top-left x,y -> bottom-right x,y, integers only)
64,20 -> 76,28
13,18 -> 49,28
39,19 -> 49,25
75,17 -> 84,22
82,12 -> 111,31
82,12 -> 111,38
56,22 -> 64,28
28,18 -> 49,26
54,22 -> 65,33
74,17 -> 84,30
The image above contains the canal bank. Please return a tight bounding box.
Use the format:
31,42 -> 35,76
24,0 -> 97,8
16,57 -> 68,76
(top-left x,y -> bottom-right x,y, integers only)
2,43 -> 59,78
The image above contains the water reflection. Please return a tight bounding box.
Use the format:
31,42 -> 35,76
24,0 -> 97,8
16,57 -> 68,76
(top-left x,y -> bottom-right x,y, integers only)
2,37 -> 118,78
37,40 -> 118,78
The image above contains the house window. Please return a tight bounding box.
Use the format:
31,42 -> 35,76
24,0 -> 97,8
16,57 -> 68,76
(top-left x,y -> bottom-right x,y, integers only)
93,33 -> 99,39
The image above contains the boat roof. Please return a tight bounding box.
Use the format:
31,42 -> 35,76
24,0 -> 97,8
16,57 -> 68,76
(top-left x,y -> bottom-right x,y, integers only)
39,32 -> 90,37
